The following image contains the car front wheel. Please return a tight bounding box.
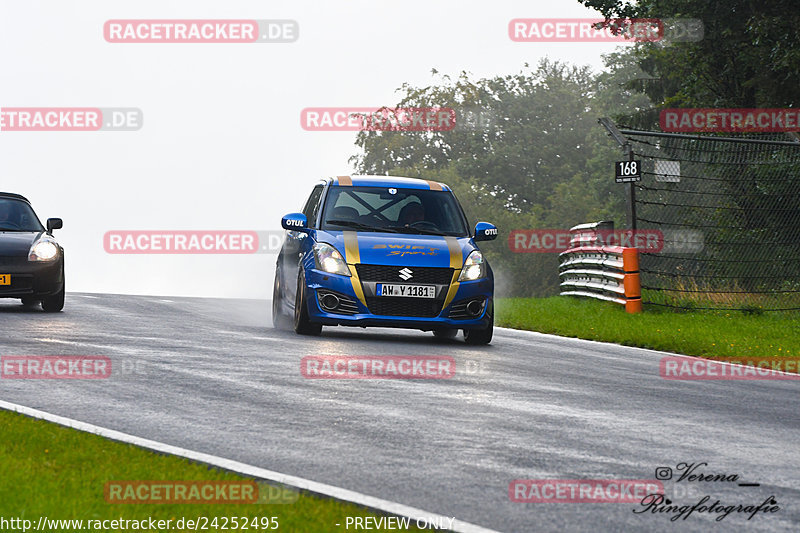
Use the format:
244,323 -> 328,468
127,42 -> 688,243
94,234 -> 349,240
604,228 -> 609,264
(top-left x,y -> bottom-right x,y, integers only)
272,265 -> 291,330
464,321 -> 493,345
294,269 -> 322,336
42,284 -> 65,313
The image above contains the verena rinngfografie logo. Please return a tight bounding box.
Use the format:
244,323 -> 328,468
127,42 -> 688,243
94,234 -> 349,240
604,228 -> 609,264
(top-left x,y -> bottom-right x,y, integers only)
509,479 -> 664,503
300,107 -> 456,132
661,109 -> 800,133
103,231 -> 289,254
509,229 -> 664,253
301,356 -> 456,379
660,357 -> 800,380
1,356 -> 111,379
0,108 -> 142,131
104,20 -> 298,43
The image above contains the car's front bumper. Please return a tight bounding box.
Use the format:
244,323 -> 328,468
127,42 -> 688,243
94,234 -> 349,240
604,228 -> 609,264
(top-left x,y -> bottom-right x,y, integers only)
303,267 -> 493,330
0,257 -> 64,299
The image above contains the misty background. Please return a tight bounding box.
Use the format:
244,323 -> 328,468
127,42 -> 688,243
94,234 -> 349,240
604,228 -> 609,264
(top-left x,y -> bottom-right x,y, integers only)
0,0 -> 623,298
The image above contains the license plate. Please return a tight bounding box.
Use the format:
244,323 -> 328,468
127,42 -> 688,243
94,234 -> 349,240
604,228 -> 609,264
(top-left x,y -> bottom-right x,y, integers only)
376,283 -> 435,298
0,274 -> 10,286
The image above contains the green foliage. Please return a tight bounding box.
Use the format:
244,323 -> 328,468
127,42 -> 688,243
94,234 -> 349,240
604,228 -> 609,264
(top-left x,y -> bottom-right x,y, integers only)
0,410 -> 423,531
350,60 -> 645,296
497,296 -> 800,364
578,0 -> 800,115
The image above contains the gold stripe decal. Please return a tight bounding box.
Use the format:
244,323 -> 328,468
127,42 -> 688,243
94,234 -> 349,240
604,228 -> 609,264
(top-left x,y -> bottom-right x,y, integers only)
338,175 -> 353,187
342,231 -> 366,306
426,180 -> 443,191
442,236 -> 462,308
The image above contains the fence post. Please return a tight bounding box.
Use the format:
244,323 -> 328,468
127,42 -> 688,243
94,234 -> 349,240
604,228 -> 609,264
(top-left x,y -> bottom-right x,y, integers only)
622,247 -> 641,313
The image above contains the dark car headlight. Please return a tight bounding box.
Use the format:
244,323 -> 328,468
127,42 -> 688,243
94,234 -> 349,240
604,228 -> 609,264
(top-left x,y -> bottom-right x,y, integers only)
313,243 -> 351,277
28,238 -> 60,262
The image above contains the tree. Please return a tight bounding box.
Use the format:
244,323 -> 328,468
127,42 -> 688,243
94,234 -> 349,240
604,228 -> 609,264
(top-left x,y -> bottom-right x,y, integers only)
578,0 -> 800,115
350,59 -> 648,296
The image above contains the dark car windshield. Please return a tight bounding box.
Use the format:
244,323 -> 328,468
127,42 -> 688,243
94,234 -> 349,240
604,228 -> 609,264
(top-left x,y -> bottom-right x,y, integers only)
321,186 -> 469,236
0,198 -> 44,232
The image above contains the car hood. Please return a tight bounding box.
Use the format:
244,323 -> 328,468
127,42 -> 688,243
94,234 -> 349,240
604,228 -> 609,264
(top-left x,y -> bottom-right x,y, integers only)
0,231 -> 44,256
316,230 -> 474,268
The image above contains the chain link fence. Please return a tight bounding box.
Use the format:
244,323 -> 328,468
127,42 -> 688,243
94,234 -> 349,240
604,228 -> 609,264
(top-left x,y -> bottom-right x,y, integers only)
603,123 -> 800,311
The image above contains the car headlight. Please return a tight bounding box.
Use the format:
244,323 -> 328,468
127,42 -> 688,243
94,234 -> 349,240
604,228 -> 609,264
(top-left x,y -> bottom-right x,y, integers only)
458,250 -> 485,281
313,243 -> 351,276
29,239 -> 60,262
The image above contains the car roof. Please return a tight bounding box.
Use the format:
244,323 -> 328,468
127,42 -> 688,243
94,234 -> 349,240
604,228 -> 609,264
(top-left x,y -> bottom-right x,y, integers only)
0,192 -> 32,203
327,175 -> 451,191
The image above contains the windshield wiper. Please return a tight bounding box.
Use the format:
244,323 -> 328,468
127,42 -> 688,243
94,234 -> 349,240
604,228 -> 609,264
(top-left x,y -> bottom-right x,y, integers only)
326,220 -> 399,233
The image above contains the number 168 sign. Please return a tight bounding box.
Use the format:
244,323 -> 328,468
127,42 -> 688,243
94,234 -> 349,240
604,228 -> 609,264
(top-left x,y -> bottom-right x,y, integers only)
615,160 -> 641,183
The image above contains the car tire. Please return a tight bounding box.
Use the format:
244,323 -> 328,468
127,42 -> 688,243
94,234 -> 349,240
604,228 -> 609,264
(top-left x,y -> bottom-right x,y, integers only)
432,328 -> 458,339
294,269 -> 322,336
464,321 -> 493,345
272,264 -> 291,330
41,284 -> 65,313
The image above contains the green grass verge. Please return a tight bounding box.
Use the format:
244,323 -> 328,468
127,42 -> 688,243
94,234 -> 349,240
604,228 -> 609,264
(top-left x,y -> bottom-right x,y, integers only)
0,409 -> 424,532
496,296 -> 800,365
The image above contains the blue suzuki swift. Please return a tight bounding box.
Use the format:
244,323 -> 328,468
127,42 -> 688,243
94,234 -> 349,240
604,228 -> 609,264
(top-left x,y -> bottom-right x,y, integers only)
272,176 -> 497,344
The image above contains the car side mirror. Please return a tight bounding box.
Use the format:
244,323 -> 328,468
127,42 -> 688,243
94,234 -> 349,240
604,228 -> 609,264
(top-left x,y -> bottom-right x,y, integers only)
47,218 -> 63,233
473,222 -> 497,241
281,213 -> 308,232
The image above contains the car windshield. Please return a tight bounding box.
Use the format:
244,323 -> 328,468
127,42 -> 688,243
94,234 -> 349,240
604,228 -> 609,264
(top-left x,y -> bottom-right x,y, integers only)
321,186 -> 469,236
0,198 -> 44,232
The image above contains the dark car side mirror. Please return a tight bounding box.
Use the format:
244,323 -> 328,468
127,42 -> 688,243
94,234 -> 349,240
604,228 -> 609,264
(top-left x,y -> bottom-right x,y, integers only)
281,213 -> 308,232
46,218 -> 63,233
474,221 -> 498,241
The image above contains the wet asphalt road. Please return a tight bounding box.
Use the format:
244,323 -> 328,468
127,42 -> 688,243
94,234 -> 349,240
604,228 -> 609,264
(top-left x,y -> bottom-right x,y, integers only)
1,293 -> 798,532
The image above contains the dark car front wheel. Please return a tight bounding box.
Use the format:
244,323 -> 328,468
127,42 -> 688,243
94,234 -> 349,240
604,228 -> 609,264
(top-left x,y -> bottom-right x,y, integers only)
294,269 -> 322,336
272,264 -> 291,330
41,283 -> 65,313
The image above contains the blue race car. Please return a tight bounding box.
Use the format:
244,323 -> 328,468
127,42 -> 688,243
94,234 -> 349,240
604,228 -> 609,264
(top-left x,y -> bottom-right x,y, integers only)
272,176 -> 498,344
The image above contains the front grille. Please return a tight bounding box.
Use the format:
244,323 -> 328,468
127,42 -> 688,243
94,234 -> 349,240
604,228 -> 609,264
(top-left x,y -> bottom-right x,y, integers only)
356,264 -> 453,285
0,274 -> 33,293
365,297 -> 443,318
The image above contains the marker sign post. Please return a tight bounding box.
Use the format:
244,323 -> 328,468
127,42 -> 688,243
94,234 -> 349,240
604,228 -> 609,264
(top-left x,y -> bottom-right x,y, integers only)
615,160 -> 642,183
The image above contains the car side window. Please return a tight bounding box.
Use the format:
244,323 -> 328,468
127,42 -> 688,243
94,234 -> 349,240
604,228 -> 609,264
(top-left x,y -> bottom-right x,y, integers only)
302,185 -> 324,228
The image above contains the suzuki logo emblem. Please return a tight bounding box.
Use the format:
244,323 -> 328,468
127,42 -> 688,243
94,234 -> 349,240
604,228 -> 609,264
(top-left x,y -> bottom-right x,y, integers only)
398,268 -> 413,280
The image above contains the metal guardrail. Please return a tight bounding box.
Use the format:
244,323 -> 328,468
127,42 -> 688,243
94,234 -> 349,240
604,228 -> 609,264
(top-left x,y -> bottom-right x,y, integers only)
558,221 -> 642,313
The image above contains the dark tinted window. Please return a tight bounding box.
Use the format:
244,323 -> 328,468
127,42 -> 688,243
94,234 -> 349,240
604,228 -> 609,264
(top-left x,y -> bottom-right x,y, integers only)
302,185 -> 324,228
321,186 -> 468,236
0,198 -> 44,232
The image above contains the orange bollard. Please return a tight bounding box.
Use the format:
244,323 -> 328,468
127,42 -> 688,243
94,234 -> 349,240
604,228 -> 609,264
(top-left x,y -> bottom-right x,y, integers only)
622,247 -> 641,314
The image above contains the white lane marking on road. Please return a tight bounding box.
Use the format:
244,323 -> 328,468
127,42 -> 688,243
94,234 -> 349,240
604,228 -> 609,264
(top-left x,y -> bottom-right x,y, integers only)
496,327 -> 800,378
0,400 -> 501,533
